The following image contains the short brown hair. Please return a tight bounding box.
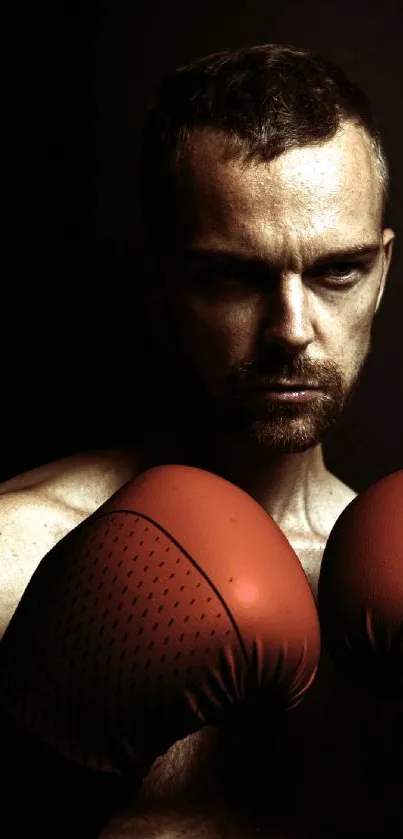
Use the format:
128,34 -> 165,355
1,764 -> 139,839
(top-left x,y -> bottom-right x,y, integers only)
139,43 -> 389,245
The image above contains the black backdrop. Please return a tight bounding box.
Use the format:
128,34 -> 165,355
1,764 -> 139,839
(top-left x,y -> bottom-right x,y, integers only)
4,0 -> 402,490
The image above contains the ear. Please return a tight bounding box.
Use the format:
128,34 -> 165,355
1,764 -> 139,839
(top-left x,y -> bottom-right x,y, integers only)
375,228 -> 395,313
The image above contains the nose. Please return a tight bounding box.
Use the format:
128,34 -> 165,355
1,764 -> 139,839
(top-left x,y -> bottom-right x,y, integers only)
261,273 -> 315,352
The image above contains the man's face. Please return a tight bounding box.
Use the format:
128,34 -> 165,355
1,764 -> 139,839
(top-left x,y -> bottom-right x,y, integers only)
151,122 -> 394,453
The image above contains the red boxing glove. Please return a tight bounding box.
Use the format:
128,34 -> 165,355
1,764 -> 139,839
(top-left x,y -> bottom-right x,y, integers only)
318,470 -> 403,700
0,464 -> 320,783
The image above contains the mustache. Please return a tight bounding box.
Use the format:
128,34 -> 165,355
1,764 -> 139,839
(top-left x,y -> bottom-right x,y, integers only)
226,355 -> 345,393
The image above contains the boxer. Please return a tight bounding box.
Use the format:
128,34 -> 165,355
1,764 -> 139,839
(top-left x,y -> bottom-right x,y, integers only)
0,42 -> 398,837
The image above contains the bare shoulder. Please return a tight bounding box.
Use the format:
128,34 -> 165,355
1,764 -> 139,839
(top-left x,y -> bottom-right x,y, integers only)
0,448 -> 143,508
0,448 -> 144,638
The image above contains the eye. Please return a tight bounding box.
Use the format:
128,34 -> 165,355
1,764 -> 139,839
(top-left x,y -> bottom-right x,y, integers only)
190,263 -> 253,292
311,262 -> 364,285
327,262 -> 360,278
209,265 -> 245,281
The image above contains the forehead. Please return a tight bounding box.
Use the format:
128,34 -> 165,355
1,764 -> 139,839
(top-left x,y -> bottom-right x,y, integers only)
179,123 -> 382,259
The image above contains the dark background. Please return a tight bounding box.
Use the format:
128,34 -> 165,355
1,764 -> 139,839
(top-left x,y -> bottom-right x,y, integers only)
4,0 -> 402,490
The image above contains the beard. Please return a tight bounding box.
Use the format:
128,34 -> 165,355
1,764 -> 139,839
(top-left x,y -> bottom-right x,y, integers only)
141,326 -> 369,457
214,353 -> 357,454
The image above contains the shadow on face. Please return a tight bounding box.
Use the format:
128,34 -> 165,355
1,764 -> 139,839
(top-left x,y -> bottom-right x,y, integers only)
143,123 -> 394,456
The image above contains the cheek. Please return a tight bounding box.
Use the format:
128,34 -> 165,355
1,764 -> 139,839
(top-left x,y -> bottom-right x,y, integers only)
316,292 -> 376,375
174,297 -> 259,378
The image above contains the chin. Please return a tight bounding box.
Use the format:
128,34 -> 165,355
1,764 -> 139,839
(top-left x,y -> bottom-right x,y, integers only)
226,392 -> 347,454
241,415 -> 337,454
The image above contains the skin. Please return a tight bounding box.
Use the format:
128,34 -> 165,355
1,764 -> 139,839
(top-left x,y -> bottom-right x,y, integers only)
0,120 -> 398,836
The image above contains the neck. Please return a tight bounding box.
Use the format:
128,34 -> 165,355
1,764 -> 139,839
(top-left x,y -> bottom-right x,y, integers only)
138,424 -> 332,538
182,431 -> 329,531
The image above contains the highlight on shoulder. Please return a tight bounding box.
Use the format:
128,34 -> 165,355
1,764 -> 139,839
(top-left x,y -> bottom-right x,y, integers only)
0,448 -> 145,639
0,448 -> 143,506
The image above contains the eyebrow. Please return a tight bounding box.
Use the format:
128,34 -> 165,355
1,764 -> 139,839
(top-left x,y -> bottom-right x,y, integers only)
183,242 -> 382,268
309,243 -> 382,264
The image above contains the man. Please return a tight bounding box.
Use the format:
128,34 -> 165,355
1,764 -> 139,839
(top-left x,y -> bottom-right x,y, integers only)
0,43 -> 399,837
